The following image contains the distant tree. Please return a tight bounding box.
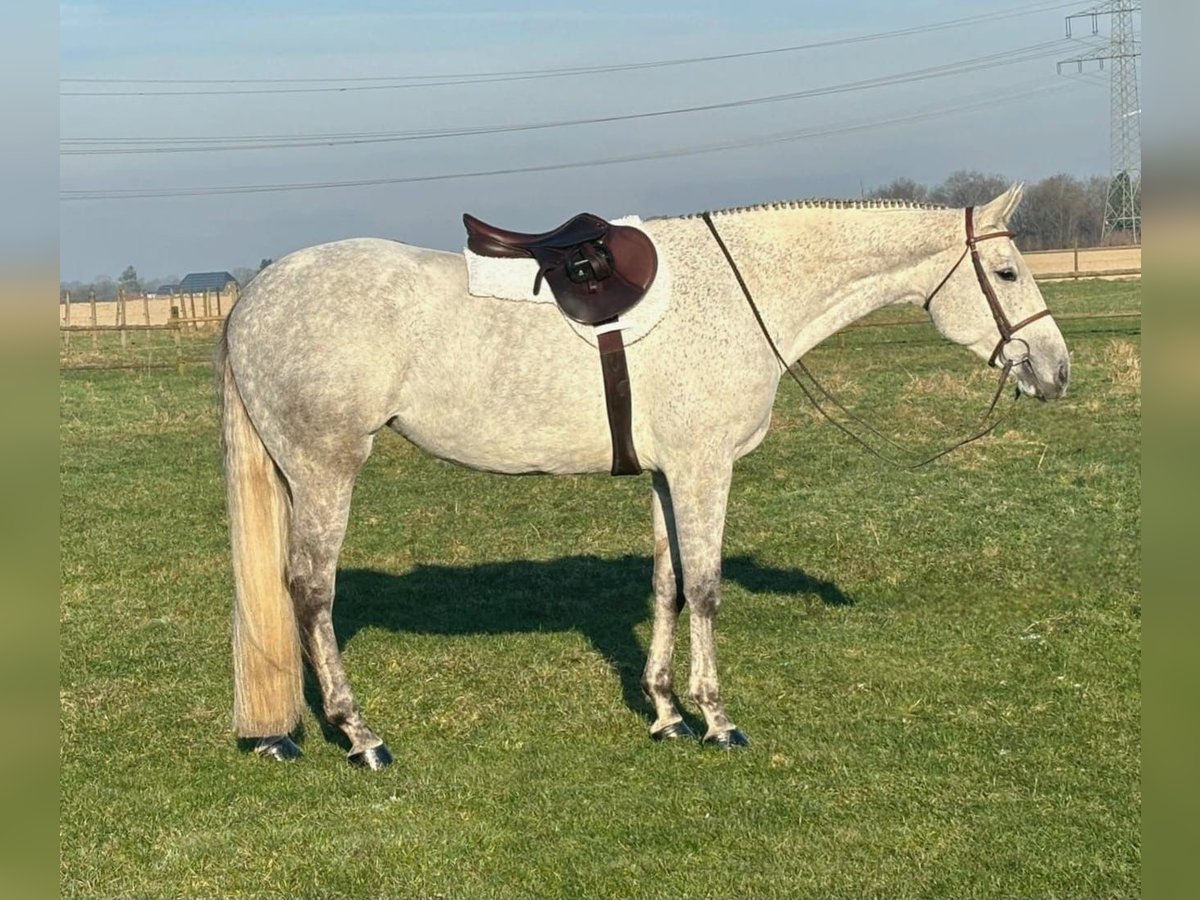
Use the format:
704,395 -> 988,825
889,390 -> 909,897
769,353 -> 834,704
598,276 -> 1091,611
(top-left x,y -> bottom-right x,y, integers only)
1084,175 -> 1109,244
929,170 -> 1010,208
92,275 -> 117,301
118,265 -> 140,294
866,177 -> 930,203
258,258 -> 273,271
1013,174 -> 1088,250
231,267 -> 258,286
141,274 -> 180,292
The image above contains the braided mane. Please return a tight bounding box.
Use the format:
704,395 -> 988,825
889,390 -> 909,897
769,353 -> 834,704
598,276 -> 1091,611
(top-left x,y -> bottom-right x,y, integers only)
669,198 -> 949,219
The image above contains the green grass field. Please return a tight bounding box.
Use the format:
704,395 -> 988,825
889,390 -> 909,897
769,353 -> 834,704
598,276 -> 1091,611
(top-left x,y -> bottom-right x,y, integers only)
60,281 -> 1140,898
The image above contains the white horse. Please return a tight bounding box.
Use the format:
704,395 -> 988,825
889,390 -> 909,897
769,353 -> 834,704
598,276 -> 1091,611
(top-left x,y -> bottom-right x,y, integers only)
218,185 -> 1069,767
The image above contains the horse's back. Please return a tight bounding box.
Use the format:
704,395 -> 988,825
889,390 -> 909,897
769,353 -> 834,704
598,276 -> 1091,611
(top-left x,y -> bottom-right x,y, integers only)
232,238 -> 459,333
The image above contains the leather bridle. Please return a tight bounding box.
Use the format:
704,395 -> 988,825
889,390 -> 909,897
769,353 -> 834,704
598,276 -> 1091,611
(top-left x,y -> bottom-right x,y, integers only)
701,206 -> 1054,468
923,206 -> 1053,369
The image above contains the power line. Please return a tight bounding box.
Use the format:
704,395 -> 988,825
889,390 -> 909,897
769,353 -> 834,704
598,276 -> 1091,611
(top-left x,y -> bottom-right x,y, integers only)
62,40 -> 1069,155
61,0 -> 1077,96
60,79 -> 1082,201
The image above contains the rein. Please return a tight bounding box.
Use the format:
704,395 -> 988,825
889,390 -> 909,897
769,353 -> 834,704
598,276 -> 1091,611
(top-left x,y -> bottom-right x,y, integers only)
700,208 -> 1047,469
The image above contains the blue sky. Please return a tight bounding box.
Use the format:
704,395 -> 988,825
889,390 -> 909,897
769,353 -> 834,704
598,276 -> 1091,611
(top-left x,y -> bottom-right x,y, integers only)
59,1 -> 1127,281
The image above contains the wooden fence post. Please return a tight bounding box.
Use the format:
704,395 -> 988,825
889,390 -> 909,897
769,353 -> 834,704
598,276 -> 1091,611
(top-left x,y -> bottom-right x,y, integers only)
89,290 -> 98,350
119,288 -> 128,351
142,289 -> 150,326
63,292 -> 71,355
174,322 -> 184,374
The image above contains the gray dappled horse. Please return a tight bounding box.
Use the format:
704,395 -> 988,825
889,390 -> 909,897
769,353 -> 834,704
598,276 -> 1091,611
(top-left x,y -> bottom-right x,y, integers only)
218,186 -> 1069,768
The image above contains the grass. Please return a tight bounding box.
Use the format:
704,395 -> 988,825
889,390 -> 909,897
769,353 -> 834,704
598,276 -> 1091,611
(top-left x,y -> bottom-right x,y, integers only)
60,281 -> 1139,898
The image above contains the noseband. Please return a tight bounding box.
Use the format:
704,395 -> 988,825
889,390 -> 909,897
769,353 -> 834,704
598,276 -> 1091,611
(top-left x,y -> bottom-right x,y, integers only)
923,206 -> 1052,368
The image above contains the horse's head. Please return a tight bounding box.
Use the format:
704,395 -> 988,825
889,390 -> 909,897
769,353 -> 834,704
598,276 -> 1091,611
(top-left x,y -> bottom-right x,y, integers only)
924,184 -> 1070,400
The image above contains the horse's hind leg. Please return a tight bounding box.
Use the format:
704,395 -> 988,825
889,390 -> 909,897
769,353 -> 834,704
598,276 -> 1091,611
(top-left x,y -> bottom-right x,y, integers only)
287,451 -> 392,769
642,473 -> 693,741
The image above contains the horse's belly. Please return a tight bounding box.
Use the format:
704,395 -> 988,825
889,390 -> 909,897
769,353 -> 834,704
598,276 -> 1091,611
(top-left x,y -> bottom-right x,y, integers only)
388,367 -> 614,476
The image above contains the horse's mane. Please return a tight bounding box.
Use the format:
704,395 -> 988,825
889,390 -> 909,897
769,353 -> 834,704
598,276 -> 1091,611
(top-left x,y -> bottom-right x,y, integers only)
662,198 -> 950,220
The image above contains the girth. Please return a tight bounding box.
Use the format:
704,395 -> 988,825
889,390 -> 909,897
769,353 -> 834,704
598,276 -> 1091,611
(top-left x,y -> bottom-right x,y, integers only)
463,212 -> 658,475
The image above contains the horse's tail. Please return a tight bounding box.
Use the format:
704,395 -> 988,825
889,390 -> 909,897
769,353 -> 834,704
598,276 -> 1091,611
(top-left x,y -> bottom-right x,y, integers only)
216,328 -> 304,737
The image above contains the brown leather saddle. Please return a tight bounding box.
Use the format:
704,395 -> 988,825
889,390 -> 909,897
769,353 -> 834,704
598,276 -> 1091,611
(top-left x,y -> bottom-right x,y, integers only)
463,212 -> 657,324
463,212 -> 658,475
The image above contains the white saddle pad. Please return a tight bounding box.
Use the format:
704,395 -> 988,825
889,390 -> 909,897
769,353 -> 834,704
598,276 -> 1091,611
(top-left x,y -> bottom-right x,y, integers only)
463,215 -> 671,349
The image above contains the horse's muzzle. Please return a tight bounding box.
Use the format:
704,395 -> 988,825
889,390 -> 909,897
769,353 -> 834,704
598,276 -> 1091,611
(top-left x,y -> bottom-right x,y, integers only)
1017,355 -> 1070,401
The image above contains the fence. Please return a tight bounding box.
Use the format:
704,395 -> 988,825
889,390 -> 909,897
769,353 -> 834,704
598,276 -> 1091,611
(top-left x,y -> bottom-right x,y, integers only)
59,287 -> 230,370
59,286 -> 237,329
1022,245 -> 1141,281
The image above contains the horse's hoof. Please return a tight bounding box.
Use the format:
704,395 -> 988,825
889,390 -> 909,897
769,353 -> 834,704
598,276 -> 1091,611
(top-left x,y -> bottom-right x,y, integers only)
651,721 -> 696,742
254,735 -> 302,761
348,743 -> 394,770
703,728 -> 750,750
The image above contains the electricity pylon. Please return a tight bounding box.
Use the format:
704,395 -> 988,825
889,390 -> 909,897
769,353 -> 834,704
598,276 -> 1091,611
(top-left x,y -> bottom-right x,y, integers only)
1058,2 -> 1141,243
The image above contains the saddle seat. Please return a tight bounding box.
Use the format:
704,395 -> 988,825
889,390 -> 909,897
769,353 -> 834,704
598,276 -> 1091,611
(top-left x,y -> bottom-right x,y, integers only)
463,212 -> 610,258
462,211 -> 658,326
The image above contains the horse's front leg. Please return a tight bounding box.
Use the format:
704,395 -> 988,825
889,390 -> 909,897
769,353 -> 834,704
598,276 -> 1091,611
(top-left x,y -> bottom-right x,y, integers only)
641,472 -> 694,741
669,464 -> 750,749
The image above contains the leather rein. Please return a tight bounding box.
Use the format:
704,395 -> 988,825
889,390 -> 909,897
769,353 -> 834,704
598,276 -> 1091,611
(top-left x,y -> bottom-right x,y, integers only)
701,207 -> 1052,469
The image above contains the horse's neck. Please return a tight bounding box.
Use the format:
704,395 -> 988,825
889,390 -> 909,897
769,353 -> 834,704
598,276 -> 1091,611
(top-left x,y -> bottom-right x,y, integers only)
700,205 -> 958,363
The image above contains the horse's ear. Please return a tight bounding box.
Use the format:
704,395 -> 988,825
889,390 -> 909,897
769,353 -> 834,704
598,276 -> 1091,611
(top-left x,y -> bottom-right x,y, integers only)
980,183 -> 1024,228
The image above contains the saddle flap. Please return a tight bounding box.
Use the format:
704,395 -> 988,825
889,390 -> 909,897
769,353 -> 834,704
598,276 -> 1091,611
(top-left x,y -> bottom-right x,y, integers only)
541,225 -> 658,325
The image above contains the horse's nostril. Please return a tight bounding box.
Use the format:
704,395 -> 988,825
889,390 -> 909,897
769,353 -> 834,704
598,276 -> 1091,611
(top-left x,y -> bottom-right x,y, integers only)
1056,361 -> 1070,387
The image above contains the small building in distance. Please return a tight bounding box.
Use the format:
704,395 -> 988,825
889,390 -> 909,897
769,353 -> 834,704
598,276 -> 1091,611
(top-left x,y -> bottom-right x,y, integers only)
147,283 -> 179,297
178,272 -> 239,294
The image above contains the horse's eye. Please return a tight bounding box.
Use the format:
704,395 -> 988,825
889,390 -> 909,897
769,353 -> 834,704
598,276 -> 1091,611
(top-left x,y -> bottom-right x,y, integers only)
997,267 -> 1018,282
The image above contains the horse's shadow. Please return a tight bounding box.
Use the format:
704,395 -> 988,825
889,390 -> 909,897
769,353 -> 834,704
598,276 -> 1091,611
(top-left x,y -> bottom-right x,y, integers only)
306,555 -> 851,747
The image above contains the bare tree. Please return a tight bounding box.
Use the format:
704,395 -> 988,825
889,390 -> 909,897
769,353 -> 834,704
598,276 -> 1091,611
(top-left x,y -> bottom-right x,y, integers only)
1084,175 -> 1109,245
929,170 -> 1011,208
1015,174 -> 1080,249
865,177 -> 930,203
91,275 -> 117,300
1011,173 -> 1115,250
141,274 -> 180,292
